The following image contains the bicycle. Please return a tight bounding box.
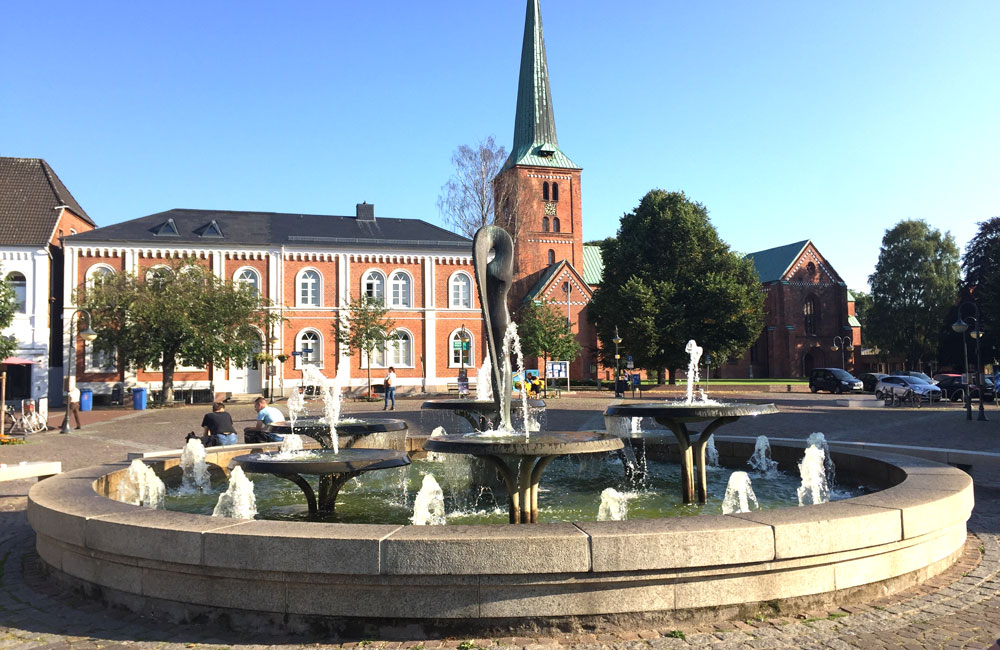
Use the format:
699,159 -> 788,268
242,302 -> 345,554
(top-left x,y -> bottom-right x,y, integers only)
884,388 -> 920,408
4,403 -> 47,434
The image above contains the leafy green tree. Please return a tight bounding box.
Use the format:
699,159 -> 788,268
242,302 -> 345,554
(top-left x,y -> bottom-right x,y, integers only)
334,296 -> 395,398
866,219 -> 960,370
587,190 -> 764,383
851,290 -> 872,333
517,300 -> 582,382
0,270 -> 16,360
80,260 -> 278,404
958,217 -> 1000,365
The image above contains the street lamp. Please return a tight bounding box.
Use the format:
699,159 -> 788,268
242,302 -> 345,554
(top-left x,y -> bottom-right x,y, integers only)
831,335 -> 855,370
953,302 -> 987,422
62,309 -> 97,434
267,331 -> 279,399
612,326 -> 622,397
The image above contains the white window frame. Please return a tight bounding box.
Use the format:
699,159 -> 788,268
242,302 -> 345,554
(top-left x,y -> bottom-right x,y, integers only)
363,329 -> 414,369
6,272 -> 27,314
295,329 -> 323,368
388,269 -> 412,308
448,329 -> 475,368
388,329 -> 413,367
361,269 -> 386,304
448,271 -> 473,309
85,341 -> 117,373
233,267 -> 261,296
86,264 -> 116,287
144,264 -> 173,287
296,268 -> 323,308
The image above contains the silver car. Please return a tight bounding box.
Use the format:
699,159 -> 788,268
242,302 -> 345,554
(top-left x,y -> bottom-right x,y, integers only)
874,375 -> 943,402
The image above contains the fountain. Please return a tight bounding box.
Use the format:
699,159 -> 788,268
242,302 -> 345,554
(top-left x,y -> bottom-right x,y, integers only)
605,340 -> 777,503
721,471 -> 758,514
411,474 -> 446,525
178,438 -> 211,493
212,466 -> 257,519
748,435 -> 780,477
117,459 -> 166,509
25,221 -> 974,633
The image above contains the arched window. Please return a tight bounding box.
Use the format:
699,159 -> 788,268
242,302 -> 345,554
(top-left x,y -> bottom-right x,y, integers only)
543,182 -> 550,201
296,329 -> 322,367
6,272 -> 26,313
298,269 -> 321,306
552,217 -> 561,232
449,272 -> 472,309
548,250 -> 556,265
86,264 -> 115,288
144,265 -> 172,290
388,330 -> 413,367
803,297 -> 817,335
363,270 -> 385,303
234,268 -> 260,296
542,217 -> 550,232
552,182 -> 559,201
449,329 -> 473,367
389,271 -> 411,308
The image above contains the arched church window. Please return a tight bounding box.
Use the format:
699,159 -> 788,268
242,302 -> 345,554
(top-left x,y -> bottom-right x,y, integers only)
552,183 -> 559,201
542,217 -> 549,232
548,250 -> 556,265
553,217 -> 561,232
803,297 -> 818,335
543,182 -> 549,201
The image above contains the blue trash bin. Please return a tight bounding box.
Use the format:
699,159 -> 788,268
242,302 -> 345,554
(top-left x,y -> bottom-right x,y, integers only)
79,389 -> 93,412
132,387 -> 148,410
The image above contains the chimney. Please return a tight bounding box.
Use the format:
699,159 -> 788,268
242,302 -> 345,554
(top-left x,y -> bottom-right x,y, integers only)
356,202 -> 375,222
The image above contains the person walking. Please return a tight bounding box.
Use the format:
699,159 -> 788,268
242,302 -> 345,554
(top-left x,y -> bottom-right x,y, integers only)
61,385 -> 83,431
383,366 -> 396,411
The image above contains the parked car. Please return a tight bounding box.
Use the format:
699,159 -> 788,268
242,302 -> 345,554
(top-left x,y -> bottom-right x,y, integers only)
858,372 -> 888,392
891,371 -> 936,384
809,368 -> 864,394
874,376 -> 943,402
934,374 -> 996,402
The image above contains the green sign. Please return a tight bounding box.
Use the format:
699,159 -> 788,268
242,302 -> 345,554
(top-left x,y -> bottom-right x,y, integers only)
452,341 -> 470,350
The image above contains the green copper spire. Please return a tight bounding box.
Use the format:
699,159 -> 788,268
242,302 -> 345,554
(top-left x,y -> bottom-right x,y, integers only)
502,0 -> 578,171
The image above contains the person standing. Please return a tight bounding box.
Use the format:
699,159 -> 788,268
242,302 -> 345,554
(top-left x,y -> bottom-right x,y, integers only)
383,366 -> 396,411
61,385 -> 83,431
199,402 -> 238,446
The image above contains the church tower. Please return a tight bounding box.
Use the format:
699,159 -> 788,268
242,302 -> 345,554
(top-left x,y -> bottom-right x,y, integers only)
497,0 -> 584,305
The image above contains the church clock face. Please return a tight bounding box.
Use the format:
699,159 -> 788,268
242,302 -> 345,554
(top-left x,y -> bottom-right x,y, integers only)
544,202 -> 557,216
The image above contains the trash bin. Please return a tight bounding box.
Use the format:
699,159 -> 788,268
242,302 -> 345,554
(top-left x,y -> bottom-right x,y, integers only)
79,389 -> 93,412
132,387 -> 148,410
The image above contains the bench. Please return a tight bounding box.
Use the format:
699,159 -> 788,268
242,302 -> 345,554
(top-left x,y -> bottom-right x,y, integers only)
0,461 -> 62,482
447,382 -> 476,397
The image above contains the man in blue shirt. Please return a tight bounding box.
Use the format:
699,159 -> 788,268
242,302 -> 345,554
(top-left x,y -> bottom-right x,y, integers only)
245,397 -> 285,444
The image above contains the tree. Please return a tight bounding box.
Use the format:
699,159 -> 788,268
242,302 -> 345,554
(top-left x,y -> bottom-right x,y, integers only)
958,217 -> 1000,364
587,190 -> 764,383
437,136 -> 521,241
851,289 -> 872,334
866,219 -> 960,370
334,296 -> 395,399
517,300 -> 582,382
80,260 -> 278,404
0,271 -> 16,360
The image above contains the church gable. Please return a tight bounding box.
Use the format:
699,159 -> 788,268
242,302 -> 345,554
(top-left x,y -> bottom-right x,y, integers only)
522,260 -> 592,305
782,242 -> 843,286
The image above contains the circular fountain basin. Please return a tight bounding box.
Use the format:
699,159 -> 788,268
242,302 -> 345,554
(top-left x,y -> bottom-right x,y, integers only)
421,399 -> 546,413
268,418 -> 408,451
27,439 -> 973,635
233,448 -> 410,477
423,430 -> 622,456
605,401 -> 779,421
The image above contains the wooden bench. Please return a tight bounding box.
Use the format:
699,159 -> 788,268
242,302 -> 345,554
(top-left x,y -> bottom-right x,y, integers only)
447,382 -> 476,397
0,461 -> 62,482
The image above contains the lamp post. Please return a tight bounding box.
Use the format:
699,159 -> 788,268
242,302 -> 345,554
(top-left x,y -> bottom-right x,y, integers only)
953,303 -> 987,422
831,335 -> 855,370
62,309 -> 98,434
267,331 -> 279,400
612,326 -> 622,397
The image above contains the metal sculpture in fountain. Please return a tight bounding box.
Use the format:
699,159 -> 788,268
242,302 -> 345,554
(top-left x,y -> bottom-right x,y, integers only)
472,225 -> 515,427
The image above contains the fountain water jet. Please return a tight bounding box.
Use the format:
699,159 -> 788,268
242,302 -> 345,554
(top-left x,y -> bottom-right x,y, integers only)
411,474 -> 446,525
748,435 -> 779,478
721,471 -> 759,514
212,466 -> 257,519
179,438 -> 210,493
597,487 -> 630,521
797,445 -> 830,506
118,459 -> 166,509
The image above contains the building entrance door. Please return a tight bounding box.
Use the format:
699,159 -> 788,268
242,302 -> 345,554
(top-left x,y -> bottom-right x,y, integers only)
230,339 -> 262,395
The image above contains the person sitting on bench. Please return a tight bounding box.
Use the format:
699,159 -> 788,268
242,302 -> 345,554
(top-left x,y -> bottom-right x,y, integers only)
244,397 -> 285,444
197,402 -> 238,447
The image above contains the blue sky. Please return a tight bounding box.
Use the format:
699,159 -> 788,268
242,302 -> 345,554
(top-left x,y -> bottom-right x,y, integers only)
3,1 -> 996,291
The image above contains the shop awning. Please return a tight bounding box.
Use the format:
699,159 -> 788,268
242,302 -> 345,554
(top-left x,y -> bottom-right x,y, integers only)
1,357 -> 36,365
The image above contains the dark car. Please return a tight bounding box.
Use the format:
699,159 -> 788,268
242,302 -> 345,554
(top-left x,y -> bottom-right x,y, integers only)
859,372 -> 888,392
935,374 -> 996,402
809,368 -> 864,394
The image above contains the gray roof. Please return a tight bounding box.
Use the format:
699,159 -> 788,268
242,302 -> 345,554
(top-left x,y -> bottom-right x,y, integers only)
65,207 -> 472,251
0,157 -> 94,246
502,0 -> 579,171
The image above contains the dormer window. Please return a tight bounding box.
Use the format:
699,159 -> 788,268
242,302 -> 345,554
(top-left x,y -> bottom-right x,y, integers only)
197,219 -> 224,238
152,218 -> 179,237
537,143 -> 555,157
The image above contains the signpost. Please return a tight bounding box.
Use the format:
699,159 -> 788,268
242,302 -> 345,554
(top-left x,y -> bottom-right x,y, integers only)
546,360 -> 571,394
631,372 -> 641,398
626,355 -> 634,370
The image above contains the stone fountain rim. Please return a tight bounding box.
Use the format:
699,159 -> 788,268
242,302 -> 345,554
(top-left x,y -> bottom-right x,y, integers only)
268,418 -> 408,433
421,398 -> 546,411
604,402 -> 779,419
232,448 -> 410,476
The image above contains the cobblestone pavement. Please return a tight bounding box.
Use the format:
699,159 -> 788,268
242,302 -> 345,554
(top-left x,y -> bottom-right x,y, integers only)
2,392 -> 1000,649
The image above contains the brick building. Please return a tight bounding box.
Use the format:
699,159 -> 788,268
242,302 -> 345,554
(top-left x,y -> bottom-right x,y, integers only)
723,240 -> 861,379
0,158 -> 96,406
63,205 -> 486,397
